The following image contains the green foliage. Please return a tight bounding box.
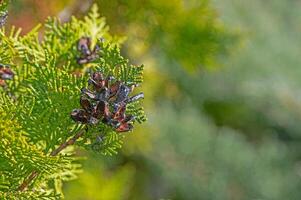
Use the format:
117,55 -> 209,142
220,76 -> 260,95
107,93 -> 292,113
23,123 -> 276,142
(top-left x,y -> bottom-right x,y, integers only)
0,4 -> 145,199
0,191 -> 60,200
92,131 -> 125,156
148,104 -> 301,200
77,123 -> 125,156
96,0 -> 237,72
0,104 -> 79,196
0,32 -> 13,64
0,0 -> 9,15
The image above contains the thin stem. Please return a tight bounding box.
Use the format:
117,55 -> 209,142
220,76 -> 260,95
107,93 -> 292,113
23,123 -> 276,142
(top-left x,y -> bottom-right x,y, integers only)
50,129 -> 85,156
17,171 -> 39,192
17,129 -> 85,191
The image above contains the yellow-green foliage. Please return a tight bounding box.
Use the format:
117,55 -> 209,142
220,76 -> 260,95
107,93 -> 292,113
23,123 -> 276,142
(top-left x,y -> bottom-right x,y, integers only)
0,100 -> 78,199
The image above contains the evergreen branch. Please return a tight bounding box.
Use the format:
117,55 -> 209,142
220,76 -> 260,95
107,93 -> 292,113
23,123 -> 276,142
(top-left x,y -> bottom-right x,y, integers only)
0,4 -> 146,197
17,129 -> 86,192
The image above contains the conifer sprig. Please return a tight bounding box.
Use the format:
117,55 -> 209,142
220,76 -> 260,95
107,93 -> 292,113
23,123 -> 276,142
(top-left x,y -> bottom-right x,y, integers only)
0,4 -> 146,199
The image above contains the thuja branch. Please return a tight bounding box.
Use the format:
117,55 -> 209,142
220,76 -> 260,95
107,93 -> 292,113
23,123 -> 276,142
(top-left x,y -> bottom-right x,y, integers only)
17,129 -> 86,192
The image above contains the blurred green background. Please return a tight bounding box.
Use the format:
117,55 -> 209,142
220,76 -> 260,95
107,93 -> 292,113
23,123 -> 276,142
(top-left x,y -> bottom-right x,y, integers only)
7,0 -> 301,199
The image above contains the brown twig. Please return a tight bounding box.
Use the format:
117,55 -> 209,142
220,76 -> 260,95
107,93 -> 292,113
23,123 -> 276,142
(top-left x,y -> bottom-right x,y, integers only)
50,130 -> 85,156
17,171 -> 39,192
17,129 -> 85,191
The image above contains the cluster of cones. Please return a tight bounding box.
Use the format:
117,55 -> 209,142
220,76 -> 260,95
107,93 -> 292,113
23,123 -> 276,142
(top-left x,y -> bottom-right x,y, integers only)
77,37 -> 100,65
0,64 -> 14,87
71,71 -> 144,132
0,11 -> 8,27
